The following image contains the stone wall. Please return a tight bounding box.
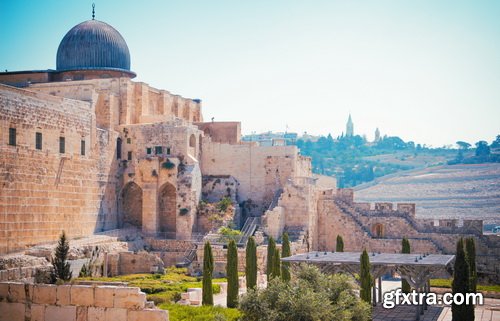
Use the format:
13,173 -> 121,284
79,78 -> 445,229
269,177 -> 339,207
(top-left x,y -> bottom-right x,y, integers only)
0,282 -> 168,321
194,122 -> 240,144
200,141 -> 312,215
0,84 -> 119,254
108,252 -> 165,276
30,78 -> 201,128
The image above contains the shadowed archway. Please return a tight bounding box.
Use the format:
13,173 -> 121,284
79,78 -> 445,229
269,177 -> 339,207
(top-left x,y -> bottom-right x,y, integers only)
122,182 -> 143,228
159,183 -> 177,238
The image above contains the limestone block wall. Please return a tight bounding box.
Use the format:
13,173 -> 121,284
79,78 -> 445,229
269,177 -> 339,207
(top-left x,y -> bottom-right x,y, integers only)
195,122 -> 241,144
30,78 -> 201,128
107,252 -> 165,276
0,282 -> 168,321
201,175 -> 239,203
262,206 -> 285,240
201,141 -> 312,215
0,85 -> 119,254
120,123 -> 202,164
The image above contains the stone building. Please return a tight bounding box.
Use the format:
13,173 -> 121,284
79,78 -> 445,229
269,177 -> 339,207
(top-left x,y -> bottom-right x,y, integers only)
0,15 -> 312,254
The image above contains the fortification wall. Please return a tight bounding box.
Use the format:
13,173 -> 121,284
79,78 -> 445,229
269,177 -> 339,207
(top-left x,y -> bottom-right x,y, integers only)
195,122 -> 241,144
0,282 -> 168,321
30,78 -> 201,127
0,85 -> 120,254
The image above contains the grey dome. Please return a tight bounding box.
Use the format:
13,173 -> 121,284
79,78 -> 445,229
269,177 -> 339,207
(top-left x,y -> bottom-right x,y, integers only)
56,20 -> 131,71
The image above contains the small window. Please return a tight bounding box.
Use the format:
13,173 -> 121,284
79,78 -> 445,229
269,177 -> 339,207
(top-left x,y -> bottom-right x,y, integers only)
117,138 -> 122,159
127,138 -> 131,144
146,147 -> 152,155
59,137 -> 65,153
166,147 -> 171,155
8,128 -> 16,146
81,140 -> 86,156
155,146 -> 163,155
127,151 -> 132,160
35,132 -> 42,150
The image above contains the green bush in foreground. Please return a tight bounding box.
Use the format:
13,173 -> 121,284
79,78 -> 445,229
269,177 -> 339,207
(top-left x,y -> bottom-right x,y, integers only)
158,303 -> 241,321
239,264 -> 371,321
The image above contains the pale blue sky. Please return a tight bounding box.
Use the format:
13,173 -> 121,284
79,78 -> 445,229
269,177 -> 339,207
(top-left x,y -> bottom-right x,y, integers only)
1,1 -> 499,146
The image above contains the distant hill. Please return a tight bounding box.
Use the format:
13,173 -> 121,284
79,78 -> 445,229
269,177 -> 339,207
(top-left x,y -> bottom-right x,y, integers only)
355,163 -> 500,228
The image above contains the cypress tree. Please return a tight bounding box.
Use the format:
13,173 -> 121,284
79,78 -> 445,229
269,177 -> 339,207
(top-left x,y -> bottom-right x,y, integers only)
336,235 -> 344,252
401,237 -> 411,293
266,237 -> 276,281
245,237 -> 257,290
52,231 -> 72,281
465,237 -> 477,321
452,238 -> 469,321
226,239 -> 239,308
360,249 -> 372,304
272,249 -> 281,279
465,237 -> 477,293
281,232 -> 291,282
202,241 -> 214,306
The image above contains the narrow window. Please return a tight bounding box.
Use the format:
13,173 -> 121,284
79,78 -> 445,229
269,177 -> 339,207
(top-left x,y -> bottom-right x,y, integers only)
81,140 -> 86,156
127,151 -> 132,160
59,137 -> 65,153
155,146 -> 163,155
166,147 -> 171,155
146,147 -> 152,155
35,132 -> 42,150
8,128 -> 16,146
117,138 -> 122,159
127,138 -> 131,144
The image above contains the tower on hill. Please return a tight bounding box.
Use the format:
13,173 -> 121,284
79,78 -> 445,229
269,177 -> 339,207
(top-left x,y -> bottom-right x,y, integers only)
346,114 -> 354,137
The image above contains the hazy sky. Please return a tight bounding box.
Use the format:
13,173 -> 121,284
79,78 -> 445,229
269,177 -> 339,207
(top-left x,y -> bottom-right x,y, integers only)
1,1 -> 499,147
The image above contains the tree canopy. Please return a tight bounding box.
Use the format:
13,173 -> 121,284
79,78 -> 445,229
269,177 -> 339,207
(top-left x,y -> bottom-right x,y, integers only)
239,264 -> 371,321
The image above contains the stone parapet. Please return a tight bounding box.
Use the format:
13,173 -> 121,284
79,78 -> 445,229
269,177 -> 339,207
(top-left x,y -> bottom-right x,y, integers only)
0,282 -> 168,321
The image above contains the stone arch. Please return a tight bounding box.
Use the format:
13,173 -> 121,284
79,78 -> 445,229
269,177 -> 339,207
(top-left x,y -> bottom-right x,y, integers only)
372,223 -> 384,238
203,128 -> 211,137
158,183 -> 177,238
122,182 -> 142,228
189,134 -> 196,147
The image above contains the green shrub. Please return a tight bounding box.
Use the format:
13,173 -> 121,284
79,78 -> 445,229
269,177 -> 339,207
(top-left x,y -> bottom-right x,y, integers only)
216,197 -> 232,212
158,303 -> 242,321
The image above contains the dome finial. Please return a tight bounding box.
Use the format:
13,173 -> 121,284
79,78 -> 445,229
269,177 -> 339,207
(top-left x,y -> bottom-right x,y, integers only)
92,3 -> 95,20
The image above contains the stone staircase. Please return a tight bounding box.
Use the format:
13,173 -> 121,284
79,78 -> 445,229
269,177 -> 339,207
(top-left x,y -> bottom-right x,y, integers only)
334,199 -> 446,253
237,216 -> 260,246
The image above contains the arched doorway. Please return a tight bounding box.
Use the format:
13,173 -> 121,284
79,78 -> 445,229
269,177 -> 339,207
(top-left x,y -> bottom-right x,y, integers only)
372,223 -> 385,238
189,134 -> 196,147
122,182 -> 142,228
159,183 -> 177,238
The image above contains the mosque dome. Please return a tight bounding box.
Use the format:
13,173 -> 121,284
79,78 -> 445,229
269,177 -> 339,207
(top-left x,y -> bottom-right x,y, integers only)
56,19 -> 132,73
